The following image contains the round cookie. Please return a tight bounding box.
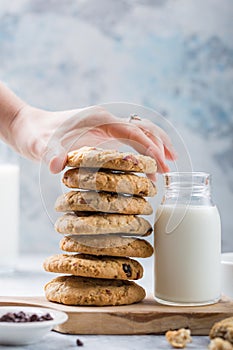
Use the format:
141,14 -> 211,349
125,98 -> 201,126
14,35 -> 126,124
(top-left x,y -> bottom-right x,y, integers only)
60,235 -> 154,258
55,190 -> 153,215
209,316 -> 233,344
62,168 -> 157,197
43,253 -> 143,280
55,213 -> 152,236
66,146 -> 157,174
44,275 -> 146,306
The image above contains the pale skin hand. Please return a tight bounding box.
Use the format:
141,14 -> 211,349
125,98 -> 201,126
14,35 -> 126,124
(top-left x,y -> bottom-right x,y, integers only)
0,82 -> 177,176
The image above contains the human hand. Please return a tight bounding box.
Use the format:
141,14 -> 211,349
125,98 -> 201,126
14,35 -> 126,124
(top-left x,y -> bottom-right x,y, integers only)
10,105 -> 177,175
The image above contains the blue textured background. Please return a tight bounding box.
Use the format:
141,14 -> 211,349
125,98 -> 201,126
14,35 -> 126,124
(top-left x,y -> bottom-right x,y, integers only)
0,0 -> 232,253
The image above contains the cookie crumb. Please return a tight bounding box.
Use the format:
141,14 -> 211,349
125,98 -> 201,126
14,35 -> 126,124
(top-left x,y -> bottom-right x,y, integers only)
76,338 -> 83,346
165,328 -> 192,348
208,338 -> 233,350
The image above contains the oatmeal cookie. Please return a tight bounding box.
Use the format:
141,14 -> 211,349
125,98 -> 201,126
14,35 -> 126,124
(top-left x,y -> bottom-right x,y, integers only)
62,168 -> 157,197
54,213 -> 152,236
210,317 -> 233,344
55,190 -> 153,215
60,235 -> 154,258
66,146 -> 157,174
44,275 -> 146,306
43,253 -> 143,280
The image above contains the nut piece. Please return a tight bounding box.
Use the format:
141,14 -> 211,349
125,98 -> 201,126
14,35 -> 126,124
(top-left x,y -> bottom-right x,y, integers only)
165,328 -> 192,348
208,338 -> 233,350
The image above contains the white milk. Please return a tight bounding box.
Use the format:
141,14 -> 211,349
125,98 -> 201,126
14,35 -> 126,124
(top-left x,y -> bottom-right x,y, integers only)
154,204 -> 221,305
0,164 -> 19,272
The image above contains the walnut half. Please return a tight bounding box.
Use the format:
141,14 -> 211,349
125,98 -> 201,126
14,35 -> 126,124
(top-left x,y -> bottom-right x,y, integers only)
208,337 -> 233,350
165,328 -> 192,348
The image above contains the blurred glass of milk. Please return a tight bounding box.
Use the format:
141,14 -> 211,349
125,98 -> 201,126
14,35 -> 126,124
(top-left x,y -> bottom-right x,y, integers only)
0,141 -> 19,273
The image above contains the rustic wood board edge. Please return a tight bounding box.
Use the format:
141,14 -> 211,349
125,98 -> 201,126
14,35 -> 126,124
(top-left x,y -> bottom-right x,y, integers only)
0,295 -> 232,335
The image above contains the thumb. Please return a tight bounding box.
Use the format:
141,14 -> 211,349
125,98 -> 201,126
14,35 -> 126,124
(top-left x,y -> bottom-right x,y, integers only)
49,153 -> 67,174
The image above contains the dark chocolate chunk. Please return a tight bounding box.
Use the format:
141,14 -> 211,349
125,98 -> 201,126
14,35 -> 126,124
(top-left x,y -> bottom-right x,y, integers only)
122,263 -> 132,277
76,338 -> 84,346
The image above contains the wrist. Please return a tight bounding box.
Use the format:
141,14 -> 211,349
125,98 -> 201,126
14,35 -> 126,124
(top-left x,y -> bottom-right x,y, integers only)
8,104 -> 32,154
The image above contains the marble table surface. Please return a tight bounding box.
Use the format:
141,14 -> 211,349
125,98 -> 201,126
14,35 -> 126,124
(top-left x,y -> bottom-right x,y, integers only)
0,255 -> 211,350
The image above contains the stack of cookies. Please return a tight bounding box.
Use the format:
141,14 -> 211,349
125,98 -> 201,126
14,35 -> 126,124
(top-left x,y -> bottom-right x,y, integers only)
43,146 -> 157,306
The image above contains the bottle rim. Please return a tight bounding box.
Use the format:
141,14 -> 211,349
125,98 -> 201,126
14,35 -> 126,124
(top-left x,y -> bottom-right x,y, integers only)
163,172 -> 211,190
163,172 -> 210,177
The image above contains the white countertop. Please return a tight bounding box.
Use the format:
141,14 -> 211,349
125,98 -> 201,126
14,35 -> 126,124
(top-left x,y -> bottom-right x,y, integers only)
0,255 -> 210,350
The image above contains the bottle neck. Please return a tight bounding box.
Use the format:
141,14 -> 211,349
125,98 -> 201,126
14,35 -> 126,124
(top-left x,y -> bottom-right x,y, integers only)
162,172 -> 214,206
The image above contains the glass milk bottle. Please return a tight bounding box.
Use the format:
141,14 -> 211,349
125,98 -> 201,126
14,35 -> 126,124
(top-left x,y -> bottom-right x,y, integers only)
154,172 -> 221,306
0,141 -> 19,273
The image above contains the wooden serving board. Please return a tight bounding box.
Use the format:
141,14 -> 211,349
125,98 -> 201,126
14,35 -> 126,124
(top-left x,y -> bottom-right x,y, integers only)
0,296 -> 233,335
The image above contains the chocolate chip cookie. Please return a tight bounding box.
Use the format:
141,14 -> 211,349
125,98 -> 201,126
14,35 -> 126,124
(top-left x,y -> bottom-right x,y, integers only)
44,275 -> 146,306
43,253 -> 143,280
210,317 -> 233,344
60,235 -> 154,258
66,146 -> 157,174
62,168 -> 157,197
55,190 -> 153,215
55,213 -> 152,236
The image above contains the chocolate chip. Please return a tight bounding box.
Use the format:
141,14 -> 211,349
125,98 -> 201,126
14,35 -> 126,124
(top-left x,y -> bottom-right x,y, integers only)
0,313 -> 15,322
0,311 -> 53,323
17,311 -> 26,319
76,338 -> 84,346
122,263 -> 132,277
30,314 -> 39,322
41,313 -> 53,321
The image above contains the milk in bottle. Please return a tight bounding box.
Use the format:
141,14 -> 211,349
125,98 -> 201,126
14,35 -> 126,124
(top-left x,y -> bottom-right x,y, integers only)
154,172 -> 221,306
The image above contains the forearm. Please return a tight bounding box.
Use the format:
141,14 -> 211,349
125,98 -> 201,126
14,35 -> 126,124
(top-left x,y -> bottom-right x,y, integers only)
0,82 -> 26,145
